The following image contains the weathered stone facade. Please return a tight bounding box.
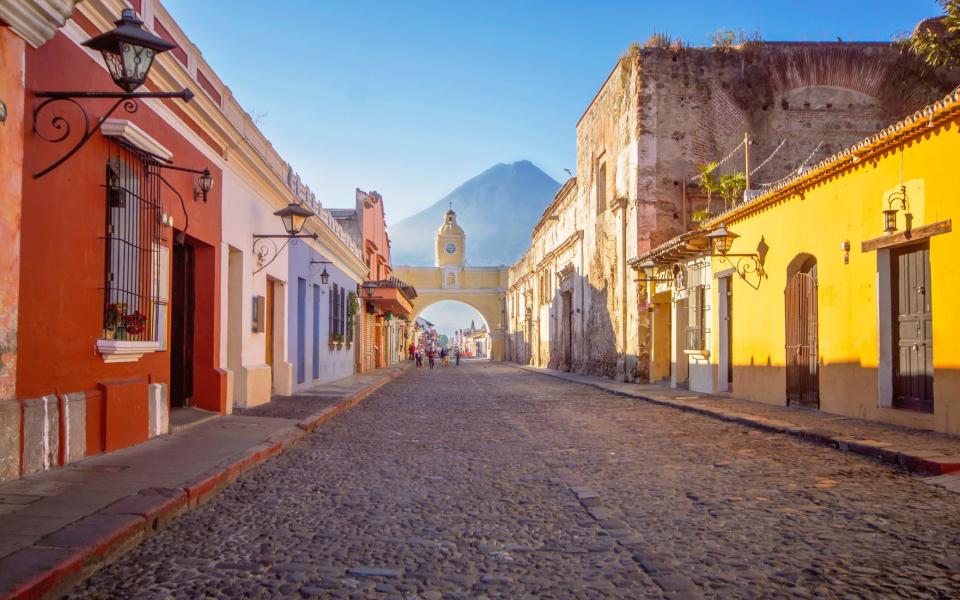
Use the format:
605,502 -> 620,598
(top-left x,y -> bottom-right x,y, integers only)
507,41 -> 954,383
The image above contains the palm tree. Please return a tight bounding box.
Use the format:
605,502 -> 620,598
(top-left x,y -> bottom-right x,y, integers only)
902,1 -> 960,70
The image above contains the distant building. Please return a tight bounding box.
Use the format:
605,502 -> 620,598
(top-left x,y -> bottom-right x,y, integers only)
507,41 -> 957,382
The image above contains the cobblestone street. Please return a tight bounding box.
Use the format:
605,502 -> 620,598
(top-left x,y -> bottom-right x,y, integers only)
69,363 -> 960,599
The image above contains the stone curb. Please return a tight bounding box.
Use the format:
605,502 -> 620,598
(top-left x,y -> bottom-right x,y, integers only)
0,365 -> 410,600
517,365 -> 960,477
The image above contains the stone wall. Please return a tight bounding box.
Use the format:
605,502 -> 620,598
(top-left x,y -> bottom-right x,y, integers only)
507,41 -> 956,384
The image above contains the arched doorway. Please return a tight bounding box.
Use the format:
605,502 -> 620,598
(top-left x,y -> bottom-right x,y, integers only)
417,300 -> 491,360
785,254 -> 819,409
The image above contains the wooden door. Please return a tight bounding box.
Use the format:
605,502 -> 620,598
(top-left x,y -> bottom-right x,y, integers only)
265,279 -> 275,368
893,242 -> 933,412
726,283 -> 733,388
562,291 -> 573,371
170,241 -> 195,408
785,272 -> 819,408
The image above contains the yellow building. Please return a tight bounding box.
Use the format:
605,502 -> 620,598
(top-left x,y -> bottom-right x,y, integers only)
635,90 -> 960,433
392,209 -> 509,360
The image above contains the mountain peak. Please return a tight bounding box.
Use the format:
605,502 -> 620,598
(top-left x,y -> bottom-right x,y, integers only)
389,161 -> 561,266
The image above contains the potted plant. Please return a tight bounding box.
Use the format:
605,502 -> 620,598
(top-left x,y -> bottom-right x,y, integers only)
124,310 -> 147,339
105,302 -> 127,340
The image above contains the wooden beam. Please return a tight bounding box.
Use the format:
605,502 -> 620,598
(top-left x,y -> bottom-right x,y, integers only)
861,219 -> 952,252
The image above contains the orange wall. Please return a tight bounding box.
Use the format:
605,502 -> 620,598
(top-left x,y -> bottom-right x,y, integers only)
17,32 -> 224,444
0,28 -> 25,402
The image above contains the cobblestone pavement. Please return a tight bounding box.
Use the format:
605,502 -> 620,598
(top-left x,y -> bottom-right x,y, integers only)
69,363 -> 960,599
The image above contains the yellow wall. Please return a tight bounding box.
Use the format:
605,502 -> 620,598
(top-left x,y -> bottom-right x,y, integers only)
713,114 -> 960,433
392,266 -> 509,360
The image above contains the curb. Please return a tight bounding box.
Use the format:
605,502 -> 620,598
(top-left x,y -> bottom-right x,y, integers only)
0,366 -> 408,600
518,365 -> 960,477
296,365 -> 409,433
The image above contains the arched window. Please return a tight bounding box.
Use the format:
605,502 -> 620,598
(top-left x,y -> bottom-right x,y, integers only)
446,272 -> 456,286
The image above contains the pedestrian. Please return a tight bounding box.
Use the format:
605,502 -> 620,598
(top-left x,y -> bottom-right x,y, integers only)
440,347 -> 448,367
454,347 -> 461,366
427,347 -> 436,369
408,342 -> 415,361
415,345 -> 423,367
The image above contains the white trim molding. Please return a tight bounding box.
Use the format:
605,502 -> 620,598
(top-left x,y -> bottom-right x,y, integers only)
96,340 -> 163,363
0,0 -> 80,48
101,119 -> 174,161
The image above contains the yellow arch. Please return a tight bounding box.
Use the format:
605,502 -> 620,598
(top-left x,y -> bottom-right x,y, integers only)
392,265 -> 508,360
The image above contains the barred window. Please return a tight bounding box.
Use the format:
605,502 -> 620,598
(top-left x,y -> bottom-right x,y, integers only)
596,162 -> 607,215
329,282 -> 339,341
103,143 -> 164,342
684,284 -> 706,352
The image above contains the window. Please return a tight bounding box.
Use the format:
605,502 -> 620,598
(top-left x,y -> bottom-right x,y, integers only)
596,162 -> 607,215
102,143 -> 164,342
329,282 -> 339,342
446,272 -> 456,286
684,284 -> 706,352
345,291 -> 355,344
312,284 -> 320,378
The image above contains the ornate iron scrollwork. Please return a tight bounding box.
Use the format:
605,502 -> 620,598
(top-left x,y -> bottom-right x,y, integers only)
30,89 -> 193,179
253,237 -> 293,275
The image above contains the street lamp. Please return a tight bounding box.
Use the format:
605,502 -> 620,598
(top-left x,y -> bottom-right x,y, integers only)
252,202 -> 319,274
882,185 -> 909,234
275,202 -> 314,236
196,169 -> 214,203
32,8 -> 195,178
310,260 -> 332,284
705,224 -> 764,284
82,9 -> 175,93
705,223 -> 740,255
361,281 -> 377,298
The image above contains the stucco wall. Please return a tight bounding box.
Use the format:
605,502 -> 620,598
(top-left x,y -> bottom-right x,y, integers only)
287,240 -> 357,389
713,109 -> 960,433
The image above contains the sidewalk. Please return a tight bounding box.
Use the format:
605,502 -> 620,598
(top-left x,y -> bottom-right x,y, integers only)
0,363 -> 410,600
518,365 -> 960,490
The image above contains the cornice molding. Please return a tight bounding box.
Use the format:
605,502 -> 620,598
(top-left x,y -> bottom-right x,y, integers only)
0,0 -> 80,48
101,118 -> 173,161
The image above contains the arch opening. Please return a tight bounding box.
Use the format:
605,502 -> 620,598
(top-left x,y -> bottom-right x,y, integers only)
416,299 -> 491,359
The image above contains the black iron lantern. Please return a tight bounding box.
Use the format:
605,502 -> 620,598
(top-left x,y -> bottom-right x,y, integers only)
320,267 -> 330,285
361,281 -> 376,298
882,208 -> 898,234
274,203 -> 314,236
82,9 -> 176,93
706,224 -> 740,255
196,169 -> 214,202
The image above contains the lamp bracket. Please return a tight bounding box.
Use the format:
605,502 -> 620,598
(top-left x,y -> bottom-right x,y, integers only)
31,89 -> 194,179
251,233 -> 317,275
708,252 -> 765,288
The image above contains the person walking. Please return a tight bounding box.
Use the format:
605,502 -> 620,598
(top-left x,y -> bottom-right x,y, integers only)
415,345 -> 423,368
427,347 -> 436,369
440,347 -> 448,367
454,346 -> 461,366
408,342 -> 415,362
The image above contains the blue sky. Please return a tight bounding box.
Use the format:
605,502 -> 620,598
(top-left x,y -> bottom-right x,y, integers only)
164,0 -> 937,223
162,0 -> 941,335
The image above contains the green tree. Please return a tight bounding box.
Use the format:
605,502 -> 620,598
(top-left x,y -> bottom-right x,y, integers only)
694,162 -> 720,224
901,1 -> 960,70
719,172 -> 747,211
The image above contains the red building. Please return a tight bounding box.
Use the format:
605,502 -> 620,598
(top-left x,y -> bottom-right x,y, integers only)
332,190 -> 414,372
1,1 -> 226,482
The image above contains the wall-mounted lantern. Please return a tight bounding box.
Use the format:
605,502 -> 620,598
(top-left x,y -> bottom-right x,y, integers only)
83,9 -> 174,93
32,8 -> 195,178
252,203 -> 319,274
704,223 -> 764,283
310,260 -> 331,285
882,185 -> 909,234
0,100 -> 7,125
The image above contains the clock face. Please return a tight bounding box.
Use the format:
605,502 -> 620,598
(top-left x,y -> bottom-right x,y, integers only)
445,243 -> 457,254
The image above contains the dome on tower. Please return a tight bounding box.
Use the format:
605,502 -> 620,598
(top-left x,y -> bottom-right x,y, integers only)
438,208 -> 464,236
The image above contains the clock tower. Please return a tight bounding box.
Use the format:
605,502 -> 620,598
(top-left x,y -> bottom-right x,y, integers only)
436,207 -> 465,287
